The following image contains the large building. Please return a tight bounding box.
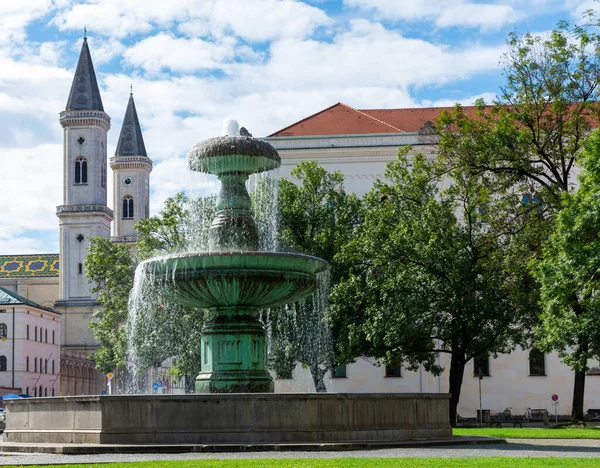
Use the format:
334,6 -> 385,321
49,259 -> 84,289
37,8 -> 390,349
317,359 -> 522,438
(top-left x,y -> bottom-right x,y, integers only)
266,102 -> 600,419
0,35 -> 152,396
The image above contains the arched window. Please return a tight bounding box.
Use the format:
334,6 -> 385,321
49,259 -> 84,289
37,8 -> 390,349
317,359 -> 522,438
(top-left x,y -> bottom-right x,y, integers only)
0,356 -> 7,371
26,386 -> 29,396
44,388 -> 47,397
52,360 -> 55,374
101,159 -> 106,188
529,348 -> 546,376
75,157 -> 88,184
52,388 -> 55,397
0,323 -> 7,340
34,326 -> 37,341
122,195 -> 134,219
52,330 -> 55,345
34,387 -> 37,397
45,328 -> 48,343
26,324 -> 29,340
45,359 -> 48,374
39,385 -> 42,397
34,357 -> 37,372
26,356 -> 29,372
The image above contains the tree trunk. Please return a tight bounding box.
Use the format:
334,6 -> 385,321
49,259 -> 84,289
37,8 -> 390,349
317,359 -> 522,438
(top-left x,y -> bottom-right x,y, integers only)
572,370 -> 586,423
309,363 -> 328,393
448,352 -> 466,428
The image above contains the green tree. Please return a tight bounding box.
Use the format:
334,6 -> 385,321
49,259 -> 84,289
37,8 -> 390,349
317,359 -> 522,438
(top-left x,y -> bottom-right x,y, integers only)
437,19 -> 600,422
85,237 -> 136,374
271,161 -> 363,391
330,150 -> 532,426
533,130 -> 600,422
438,22 -> 600,209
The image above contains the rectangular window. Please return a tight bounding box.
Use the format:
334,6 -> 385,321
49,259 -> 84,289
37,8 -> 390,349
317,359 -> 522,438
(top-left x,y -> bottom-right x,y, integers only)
474,355 -> 490,377
385,360 -> 402,378
78,263 -> 83,275
332,363 -> 347,379
529,349 -> 546,376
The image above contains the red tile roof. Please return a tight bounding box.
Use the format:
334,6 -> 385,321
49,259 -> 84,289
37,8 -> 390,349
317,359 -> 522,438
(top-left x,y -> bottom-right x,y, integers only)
268,102 -> 480,137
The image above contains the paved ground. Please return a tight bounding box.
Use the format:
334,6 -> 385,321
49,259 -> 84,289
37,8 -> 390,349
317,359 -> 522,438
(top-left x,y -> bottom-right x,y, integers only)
2,439 -> 600,465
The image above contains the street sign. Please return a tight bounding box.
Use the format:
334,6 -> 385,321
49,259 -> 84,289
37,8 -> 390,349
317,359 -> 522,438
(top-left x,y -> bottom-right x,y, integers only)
152,382 -> 160,391
107,372 -> 114,380
552,394 -> 559,402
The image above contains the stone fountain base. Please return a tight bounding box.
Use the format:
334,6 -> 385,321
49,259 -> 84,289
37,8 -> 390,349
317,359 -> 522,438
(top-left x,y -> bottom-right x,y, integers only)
3,393 -> 450,445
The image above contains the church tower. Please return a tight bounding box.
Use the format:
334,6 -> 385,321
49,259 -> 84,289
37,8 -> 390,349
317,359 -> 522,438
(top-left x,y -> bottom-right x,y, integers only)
55,35 -> 112,347
111,91 -> 152,243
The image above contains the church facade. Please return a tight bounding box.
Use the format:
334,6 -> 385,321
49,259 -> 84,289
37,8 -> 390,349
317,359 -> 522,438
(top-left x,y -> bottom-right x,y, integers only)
0,36 -> 151,396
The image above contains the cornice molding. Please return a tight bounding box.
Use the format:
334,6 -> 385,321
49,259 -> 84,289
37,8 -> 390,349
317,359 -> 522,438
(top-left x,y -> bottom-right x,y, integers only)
56,204 -> 114,219
59,110 -> 111,132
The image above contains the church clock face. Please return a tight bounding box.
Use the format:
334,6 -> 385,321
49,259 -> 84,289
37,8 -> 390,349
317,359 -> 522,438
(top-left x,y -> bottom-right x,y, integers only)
122,176 -> 133,187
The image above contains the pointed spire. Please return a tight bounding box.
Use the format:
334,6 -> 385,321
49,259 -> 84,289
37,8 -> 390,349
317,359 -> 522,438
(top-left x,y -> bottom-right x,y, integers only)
65,36 -> 104,112
115,92 -> 147,157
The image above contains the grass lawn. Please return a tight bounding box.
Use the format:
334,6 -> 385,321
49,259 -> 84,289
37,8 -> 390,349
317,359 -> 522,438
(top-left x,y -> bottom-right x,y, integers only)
454,426 -> 600,439
16,460 -> 600,468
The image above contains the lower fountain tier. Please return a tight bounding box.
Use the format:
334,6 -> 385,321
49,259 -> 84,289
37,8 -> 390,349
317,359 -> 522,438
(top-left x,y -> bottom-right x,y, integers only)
3,393 -> 451,445
140,251 -> 329,309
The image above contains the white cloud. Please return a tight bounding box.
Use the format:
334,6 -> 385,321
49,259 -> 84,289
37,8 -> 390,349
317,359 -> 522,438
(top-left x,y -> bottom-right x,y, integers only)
53,0 -> 331,41
258,20 -> 505,90
345,0 -> 523,31
0,143 -> 62,254
124,34 -> 236,73
0,0 -> 54,45
436,4 -> 523,31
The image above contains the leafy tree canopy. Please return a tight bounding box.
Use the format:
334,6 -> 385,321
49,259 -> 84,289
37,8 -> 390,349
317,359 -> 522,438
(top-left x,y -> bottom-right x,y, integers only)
330,149 -> 533,425
534,129 -> 600,379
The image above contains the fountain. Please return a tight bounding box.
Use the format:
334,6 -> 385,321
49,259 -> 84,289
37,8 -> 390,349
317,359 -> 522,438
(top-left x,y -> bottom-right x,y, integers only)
1,134 -> 451,450
140,135 -> 329,393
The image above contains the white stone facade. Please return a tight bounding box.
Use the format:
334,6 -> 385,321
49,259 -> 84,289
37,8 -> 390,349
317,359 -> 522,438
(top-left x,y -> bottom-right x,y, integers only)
111,156 -> 152,239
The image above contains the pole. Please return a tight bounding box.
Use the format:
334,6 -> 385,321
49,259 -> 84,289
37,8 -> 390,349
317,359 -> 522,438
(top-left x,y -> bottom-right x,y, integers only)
479,366 -> 483,427
11,307 -> 15,389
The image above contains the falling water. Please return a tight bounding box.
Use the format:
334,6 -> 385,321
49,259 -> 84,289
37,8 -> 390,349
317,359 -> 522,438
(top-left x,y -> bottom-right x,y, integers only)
266,269 -> 334,392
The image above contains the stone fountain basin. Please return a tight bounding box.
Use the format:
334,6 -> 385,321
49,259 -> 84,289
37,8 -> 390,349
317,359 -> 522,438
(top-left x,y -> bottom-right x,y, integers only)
142,251 -> 329,309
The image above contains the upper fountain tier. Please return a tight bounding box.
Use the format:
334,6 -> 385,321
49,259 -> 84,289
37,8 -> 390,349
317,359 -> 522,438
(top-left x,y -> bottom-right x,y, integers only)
187,136 -> 282,251
188,136 -> 281,177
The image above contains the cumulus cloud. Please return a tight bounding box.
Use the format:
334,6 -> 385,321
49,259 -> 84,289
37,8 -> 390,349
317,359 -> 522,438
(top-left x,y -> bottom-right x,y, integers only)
53,0 -> 331,41
123,34 -> 236,73
345,0 -> 523,31
0,0 -> 54,45
258,20 -> 505,90
0,143 -> 62,253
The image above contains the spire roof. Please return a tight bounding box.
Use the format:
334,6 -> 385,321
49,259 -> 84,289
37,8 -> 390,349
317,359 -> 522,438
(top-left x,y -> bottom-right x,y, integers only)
65,37 -> 104,112
115,92 -> 147,157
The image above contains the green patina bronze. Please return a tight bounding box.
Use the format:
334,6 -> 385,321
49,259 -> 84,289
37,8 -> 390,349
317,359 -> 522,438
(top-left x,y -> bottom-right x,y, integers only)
143,135 -> 329,393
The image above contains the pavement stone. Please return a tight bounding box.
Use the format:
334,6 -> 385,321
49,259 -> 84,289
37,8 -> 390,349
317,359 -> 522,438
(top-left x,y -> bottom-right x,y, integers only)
1,438 -> 600,465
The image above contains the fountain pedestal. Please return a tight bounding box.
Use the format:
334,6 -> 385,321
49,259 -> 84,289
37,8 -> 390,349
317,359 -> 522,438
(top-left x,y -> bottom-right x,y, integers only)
197,309 -> 273,393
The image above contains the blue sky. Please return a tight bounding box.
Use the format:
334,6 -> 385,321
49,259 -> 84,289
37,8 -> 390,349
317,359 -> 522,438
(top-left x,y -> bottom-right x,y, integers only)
0,0 -> 596,254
